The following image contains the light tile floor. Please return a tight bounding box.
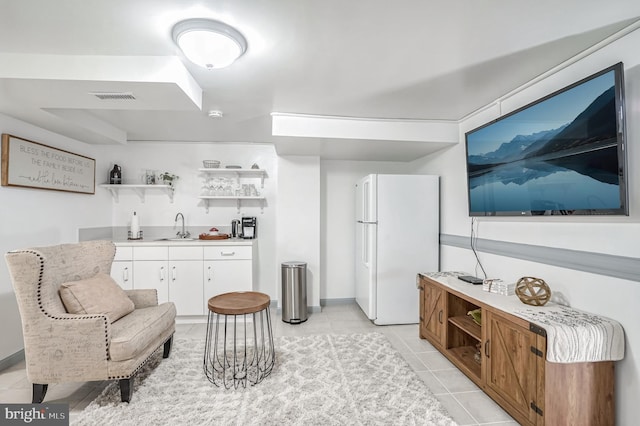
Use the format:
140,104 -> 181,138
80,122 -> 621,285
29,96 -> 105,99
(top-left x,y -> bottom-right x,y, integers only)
0,303 -> 518,425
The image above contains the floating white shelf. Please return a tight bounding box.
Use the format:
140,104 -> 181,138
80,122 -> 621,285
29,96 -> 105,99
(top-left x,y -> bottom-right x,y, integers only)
100,184 -> 174,203
197,195 -> 266,214
197,168 -> 269,213
198,168 -> 268,188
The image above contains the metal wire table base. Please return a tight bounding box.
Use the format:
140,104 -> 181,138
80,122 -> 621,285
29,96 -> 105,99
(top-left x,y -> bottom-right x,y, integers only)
203,308 -> 275,389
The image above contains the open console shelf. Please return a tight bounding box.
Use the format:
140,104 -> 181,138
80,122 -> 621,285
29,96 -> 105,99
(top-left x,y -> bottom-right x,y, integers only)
445,293 -> 482,382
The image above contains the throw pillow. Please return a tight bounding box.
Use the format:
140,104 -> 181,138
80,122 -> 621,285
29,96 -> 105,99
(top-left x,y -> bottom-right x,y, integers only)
59,273 -> 135,323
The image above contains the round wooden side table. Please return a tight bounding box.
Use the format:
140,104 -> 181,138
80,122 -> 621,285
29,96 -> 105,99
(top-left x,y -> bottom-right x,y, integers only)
203,291 -> 275,389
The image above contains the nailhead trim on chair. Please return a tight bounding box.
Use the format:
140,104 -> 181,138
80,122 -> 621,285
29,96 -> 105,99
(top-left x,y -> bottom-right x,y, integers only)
107,336 -> 172,380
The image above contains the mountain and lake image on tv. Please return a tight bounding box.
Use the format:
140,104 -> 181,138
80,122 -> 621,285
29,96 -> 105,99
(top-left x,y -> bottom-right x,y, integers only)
465,63 -> 628,216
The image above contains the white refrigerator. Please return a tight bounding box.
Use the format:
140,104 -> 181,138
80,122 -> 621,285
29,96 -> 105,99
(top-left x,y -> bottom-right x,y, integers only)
355,174 -> 439,325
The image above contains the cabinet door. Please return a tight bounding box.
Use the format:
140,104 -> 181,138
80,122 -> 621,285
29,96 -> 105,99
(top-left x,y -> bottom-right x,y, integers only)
484,309 -> 539,424
111,261 -> 133,290
133,260 -> 169,304
114,246 -> 133,261
203,259 -> 252,311
169,260 -> 204,315
420,279 -> 445,348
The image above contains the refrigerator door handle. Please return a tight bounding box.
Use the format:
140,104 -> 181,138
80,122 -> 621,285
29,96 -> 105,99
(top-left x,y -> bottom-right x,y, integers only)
358,220 -> 376,265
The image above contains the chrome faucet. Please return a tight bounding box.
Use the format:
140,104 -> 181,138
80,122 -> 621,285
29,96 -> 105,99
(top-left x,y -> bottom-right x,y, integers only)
174,213 -> 191,239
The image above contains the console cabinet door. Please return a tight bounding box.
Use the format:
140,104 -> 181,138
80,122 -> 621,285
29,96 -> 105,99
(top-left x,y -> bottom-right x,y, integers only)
484,309 -> 540,425
420,279 -> 446,348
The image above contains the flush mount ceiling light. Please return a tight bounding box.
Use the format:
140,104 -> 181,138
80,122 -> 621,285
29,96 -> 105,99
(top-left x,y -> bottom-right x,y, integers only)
172,18 -> 247,70
207,110 -> 223,118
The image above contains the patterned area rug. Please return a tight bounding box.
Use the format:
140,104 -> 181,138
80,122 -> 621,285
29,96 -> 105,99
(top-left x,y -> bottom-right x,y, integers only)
72,332 -> 457,425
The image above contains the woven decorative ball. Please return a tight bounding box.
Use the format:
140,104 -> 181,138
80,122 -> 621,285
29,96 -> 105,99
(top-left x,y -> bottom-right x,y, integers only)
515,276 -> 551,306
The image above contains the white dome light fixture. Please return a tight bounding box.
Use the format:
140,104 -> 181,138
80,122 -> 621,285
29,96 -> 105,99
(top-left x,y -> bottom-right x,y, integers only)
172,18 -> 247,70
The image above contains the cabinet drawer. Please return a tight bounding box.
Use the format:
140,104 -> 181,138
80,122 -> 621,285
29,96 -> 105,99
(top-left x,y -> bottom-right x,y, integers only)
133,246 -> 168,260
169,246 -> 203,260
114,246 -> 133,261
203,245 -> 252,260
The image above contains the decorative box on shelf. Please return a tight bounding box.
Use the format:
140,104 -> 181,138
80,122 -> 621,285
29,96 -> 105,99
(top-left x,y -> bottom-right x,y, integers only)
482,279 -> 515,296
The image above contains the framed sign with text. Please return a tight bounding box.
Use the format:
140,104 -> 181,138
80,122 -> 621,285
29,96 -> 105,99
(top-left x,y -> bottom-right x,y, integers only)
1,134 -> 95,194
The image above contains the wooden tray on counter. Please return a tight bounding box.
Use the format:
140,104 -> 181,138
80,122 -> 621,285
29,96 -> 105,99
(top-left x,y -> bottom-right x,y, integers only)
199,234 -> 230,240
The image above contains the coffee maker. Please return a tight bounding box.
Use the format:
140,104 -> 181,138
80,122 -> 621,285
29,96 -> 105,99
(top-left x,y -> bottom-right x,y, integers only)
241,217 -> 257,239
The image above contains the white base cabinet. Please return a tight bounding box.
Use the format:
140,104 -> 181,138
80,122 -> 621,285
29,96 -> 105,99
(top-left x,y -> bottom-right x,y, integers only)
168,246 -> 205,315
203,245 -> 253,312
133,260 -> 169,304
112,242 -> 255,316
203,260 -> 252,296
170,260 -> 204,315
111,246 -> 133,290
111,261 -> 133,290
132,246 -> 170,304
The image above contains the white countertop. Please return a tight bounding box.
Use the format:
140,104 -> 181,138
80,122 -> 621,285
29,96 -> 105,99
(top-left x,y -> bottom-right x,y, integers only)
114,238 -> 256,247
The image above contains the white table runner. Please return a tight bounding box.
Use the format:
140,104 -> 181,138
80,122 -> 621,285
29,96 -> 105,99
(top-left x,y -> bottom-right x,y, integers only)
513,304 -> 624,363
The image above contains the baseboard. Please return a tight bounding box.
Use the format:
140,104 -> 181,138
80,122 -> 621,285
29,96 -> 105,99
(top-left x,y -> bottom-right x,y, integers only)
274,298 -> 355,314
0,349 -> 24,372
320,298 -> 356,306
309,305 -> 322,313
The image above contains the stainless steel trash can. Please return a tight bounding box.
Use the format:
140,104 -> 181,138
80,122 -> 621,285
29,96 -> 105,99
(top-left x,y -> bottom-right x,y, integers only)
281,261 -> 308,324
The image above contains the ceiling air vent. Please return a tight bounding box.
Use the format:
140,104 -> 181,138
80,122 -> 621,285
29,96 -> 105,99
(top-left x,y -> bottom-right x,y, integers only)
90,91 -> 136,100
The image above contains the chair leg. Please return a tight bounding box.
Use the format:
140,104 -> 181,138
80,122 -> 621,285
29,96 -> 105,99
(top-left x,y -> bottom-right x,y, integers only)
119,378 -> 133,403
163,335 -> 173,358
32,383 -> 48,403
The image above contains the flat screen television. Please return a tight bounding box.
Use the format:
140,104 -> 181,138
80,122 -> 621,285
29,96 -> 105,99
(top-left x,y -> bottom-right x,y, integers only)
465,62 -> 628,216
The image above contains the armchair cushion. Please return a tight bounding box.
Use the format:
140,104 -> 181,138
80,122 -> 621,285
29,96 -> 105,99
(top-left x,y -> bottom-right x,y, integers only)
109,303 -> 177,362
59,273 -> 135,323
124,289 -> 158,309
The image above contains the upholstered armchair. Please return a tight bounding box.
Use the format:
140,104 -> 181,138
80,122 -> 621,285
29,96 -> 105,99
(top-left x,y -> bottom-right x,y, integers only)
5,240 -> 176,403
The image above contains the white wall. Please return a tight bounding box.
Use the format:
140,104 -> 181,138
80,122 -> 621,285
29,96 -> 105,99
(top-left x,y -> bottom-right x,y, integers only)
320,160 -> 410,300
93,142 -> 279,297
276,156 -> 321,308
410,28 -> 640,425
0,114 -> 112,360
